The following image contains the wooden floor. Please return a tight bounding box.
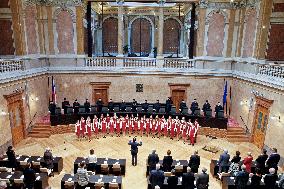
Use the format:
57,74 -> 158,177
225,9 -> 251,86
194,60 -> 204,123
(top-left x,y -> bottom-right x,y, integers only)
15,134 -> 261,189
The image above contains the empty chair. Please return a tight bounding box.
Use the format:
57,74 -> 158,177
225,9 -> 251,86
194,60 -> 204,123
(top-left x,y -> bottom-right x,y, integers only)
32,161 -> 41,171
101,164 -> 109,175
137,106 -> 142,113
64,181 -> 74,189
102,107 -> 109,113
67,107 -> 74,114
14,178 -> 24,184
159,107 -> 165,113
113,106 -> 120,112
79,107 -> 85,114
91,106 -> 97,113
112,164 -> 121,176
55,107 -> 61,115
20,161 -> 28,169
193,108 -> 201,116
109,182 -> 119,189
174,165 -> 184,176
126,106 -> 132,112
216,110 -> 224,118
181,107 -> 188,114
170,107 -> 176,114
94,182 -> 105,189
204,109 -> 212,117
0,167 -> 8,172
147,105 -> 153,114
164,172 -> 171,177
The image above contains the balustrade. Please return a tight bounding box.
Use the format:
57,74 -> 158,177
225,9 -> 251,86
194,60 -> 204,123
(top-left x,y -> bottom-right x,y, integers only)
0,60 -> 24,73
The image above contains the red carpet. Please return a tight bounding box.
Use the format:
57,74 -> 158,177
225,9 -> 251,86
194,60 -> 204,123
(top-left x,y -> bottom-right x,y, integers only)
228,118 -> 241,128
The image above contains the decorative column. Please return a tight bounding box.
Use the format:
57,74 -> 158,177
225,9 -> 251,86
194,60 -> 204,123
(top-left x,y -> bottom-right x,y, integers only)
47,6 -> 54,54
226,8 -> 236,57
157,1 -> 164,59
236,7 -> 246,57
117,0 -> 124,57
196,1 -> 207,57
76,4 -> 85,55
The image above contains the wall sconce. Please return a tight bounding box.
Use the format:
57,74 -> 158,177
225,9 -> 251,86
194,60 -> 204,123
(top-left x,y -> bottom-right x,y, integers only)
271,115 -> 281,122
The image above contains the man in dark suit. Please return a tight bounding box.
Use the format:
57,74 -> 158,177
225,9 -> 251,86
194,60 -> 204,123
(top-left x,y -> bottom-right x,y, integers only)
264,168 -> 278,189
148,149 -> 160,173
202,100 -> 211,112
188,150 -> 200,173
23,162 -> 36,189
108,99 -> 114,112
266,148 -> 280,173
196,168 -> 209,189
166,97 -> 172,114
162,150 -> 173,172
150,164 -> 165,189
153,100 -> 161,113
142,100 -> 149,112
132,99 -> 137,112
120,99 -> 126,112
84,99 -> 90,113
73,99 -> 80,114
255,149 -> 268,174
6,146 -> 17,170
214,102 -> 223,116
190,99 -> 199,115
167,169 -> 178,189
235,165 -> 249,189
179,99 -> 187,113
182,167 -> 195,189
96,98 -> 103,113
43,148 -> 54,176
62,98 -> 70,114
218,149 -> 230,173
49,101 -> 56,115
128,138 -> 142,166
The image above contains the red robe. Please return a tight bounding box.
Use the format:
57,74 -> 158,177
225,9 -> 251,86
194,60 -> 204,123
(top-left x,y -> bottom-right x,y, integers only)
116,121 -> 121,134
243,156 -> 253,173
170,122 -> 175,138
163,122 -> 168,136
122,119 -> 127,133
189,125 -> 196,144
101,119 -> 107,133
75,122 -> 81,137
86,120 -> 92,137
134,119 -> 138,132
109,120 -> 115,133
93,119 -> 99,135
146,121 -> 151,134
80,120 -> 86,136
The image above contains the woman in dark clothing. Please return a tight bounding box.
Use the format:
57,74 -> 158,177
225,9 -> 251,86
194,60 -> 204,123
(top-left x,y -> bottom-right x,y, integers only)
6,146 -> 17,170
249,169 -> 262,188
229,151 -> 241,176
162,150 -> 173,172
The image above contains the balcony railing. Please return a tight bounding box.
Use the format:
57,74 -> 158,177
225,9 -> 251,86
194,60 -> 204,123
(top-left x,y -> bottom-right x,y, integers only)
0,60 -> 25,73
258,64 -> 284,79
123,58 -> 156,67
163,58 -> 195,69
85,57 -> 117,67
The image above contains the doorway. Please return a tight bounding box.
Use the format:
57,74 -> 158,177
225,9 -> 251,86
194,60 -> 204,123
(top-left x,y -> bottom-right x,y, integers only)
90,82 -> 111,105
4,91 -> 26,146
251,96 -> 273,149
171,90 -> 185,112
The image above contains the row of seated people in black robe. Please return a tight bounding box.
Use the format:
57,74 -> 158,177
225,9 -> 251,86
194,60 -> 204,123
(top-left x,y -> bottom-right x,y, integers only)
49,97 -> 224,116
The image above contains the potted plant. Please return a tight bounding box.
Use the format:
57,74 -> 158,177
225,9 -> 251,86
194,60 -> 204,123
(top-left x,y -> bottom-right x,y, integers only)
153,47 -> 157,58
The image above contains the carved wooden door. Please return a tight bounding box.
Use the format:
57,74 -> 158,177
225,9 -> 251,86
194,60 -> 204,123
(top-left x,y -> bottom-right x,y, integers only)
252,105 -> 269,149
171,90 -> 185,112
93,89 -> 108,105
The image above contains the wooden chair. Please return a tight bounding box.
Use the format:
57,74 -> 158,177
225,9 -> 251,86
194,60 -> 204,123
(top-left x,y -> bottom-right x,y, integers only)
40,167 -> 49,175
112,164 -> 121,176
94,182 -> 104,189
13,178 -> 24,189
101,164 -> 109,175
164,172 -> 171,177
19,161 -> 28,170
174,165 -> 184,176
64,181 -> 75,189
109,182 -> 119,189
32,161 -> 41,171
0,167 -> 8,172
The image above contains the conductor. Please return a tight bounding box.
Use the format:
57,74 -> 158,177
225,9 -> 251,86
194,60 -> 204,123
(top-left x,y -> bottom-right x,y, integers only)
128,138 -> 142,166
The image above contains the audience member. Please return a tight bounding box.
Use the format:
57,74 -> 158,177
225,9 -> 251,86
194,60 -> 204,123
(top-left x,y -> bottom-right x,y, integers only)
179,100 -> 187,113
76,162 -> 89,189
218,149 -> 230,173
243,152 -> 253,173
6,146 -> 17,171
84,99 -> 90,113
87,149 -> 97,172
148,149 -> 160,173
150,164 -> 164,189
182,167 -> 195,189
190,99 -> 199,115
255,149 -> 268,174
229,151 -> 241,176
196,168 -> 209,189
235,165 -> 249,189
266,148 -> 280,173
120,99 -> 126,112
108,99 -> 114,112
43,148 -> 54,176
162,150 -> 173,172
153,100 -> 161,112
23,162 -> 36,189
167,169 -> 178,189
128,138 -> 142,166
188,150 -> 200,173
264,168 -> 278,189
96,98 -> 103,112
249,168 -> 262,188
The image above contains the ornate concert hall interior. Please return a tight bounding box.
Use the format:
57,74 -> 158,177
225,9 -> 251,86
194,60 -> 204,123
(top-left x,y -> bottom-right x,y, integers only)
0,0 -> 283,189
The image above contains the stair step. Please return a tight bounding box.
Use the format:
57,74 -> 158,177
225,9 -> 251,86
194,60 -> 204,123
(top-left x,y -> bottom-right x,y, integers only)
228,138 -> 250,142
227,127 -> 244,131
31,127 -> 51,131
227,134 -> 249,138
227,131 -> 245,135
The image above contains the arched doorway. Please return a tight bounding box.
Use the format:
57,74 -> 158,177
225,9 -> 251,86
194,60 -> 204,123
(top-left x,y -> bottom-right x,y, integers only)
163,18 -> 181,56
130,18 -> 152,57
102,17 -> 118,56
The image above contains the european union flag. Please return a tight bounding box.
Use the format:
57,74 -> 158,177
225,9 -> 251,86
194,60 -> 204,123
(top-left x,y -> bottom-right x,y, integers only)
223,81 -> 228,107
